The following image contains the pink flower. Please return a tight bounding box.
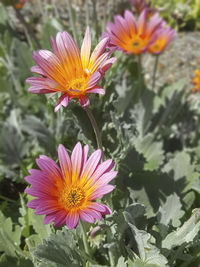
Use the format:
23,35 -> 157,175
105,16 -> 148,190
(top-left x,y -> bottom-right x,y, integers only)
26,27 -> 116,111
25,142 -> 117,229
148,25 -> 176,54
102,10 -> 163,55
130,0 -> 148,13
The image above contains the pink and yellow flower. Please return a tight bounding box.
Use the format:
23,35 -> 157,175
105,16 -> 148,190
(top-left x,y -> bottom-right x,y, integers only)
25,143 -> 117,229
103,10 -> 163,55
26,27 -> 116,111
148,26 -> 176,54
130,0 -> 150,14
191,69 -> 200,94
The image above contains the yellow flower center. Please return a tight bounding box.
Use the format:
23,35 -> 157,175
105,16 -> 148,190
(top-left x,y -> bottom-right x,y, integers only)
60,186 -> 85,209
148,39 -> 165,54
66,70 -> 91,96
125,36 -> 147,54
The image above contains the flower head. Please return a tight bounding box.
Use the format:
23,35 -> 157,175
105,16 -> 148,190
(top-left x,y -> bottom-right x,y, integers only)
25,143 -> 117,229
15,0 -> 26,9
130,0 -> 149,14
103,10 -> 163,55
148,25 -> 176,54
191,70 -> 200,94
26,27 -> 116,111
0,0 -> 26,8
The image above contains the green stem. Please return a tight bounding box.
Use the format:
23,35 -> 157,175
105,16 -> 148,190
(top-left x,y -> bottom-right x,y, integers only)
91,0 -> 99,39
80,220 -> 91,257
0,195 -> 16,203
66,0 -> 79,45
151,55 -> 159,90
14,7 -> 41,49
85,0 -> 90,27
138,54 -> 142,88
84,106 -> 103,153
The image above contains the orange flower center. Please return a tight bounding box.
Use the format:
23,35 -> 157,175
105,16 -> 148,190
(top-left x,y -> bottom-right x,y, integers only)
60,186 -> 85,209
66,71 -> 91,96
125,36 -> 147,54
148,39 -> 165,54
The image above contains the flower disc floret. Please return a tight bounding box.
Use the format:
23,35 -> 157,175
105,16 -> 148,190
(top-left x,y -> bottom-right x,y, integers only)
26,27 -> 116,111
25,143 -> 117,229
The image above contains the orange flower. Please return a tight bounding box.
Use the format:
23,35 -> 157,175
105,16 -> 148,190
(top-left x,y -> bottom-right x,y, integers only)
27,27 -> 116,111
191,70 -> 200,93
103,10 -> 163,55
148,25 -> 176,54
25,143 -> 117,229
15,0 -> 26,9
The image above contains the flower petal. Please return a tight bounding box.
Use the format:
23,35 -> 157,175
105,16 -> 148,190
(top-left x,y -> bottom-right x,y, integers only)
71,142 -> 83,182
79,210 -> 95,223
81,27 -> 91,69
79,96 -> 90,108
58,144 -> 72,182
66,212 -> 79,229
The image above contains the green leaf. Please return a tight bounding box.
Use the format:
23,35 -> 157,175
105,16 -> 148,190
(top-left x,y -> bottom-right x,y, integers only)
0,211 -> 21,257
40,18 -> 63,50
30,211 -> 52,241
0,3 -> 9,25
128,258 -> 164,267
0,123 -> 28,167
162,209 -> 200,249
34,228 -> 84,266
12,39 -> 33,82
134,133 -> 164,171
163,151 -> 195,181
21,115 -> 56,154
126,223 -> 168,266
157,193 -> 184,228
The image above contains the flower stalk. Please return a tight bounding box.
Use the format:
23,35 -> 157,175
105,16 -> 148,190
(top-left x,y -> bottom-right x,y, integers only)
80,220 -> 92,257
152,55 -> 159,90
84,106 -> 103,153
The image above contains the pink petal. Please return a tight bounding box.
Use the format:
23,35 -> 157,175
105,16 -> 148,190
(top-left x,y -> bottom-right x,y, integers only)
54,95 -> 69,112
79,96 -> 90,108
81,26 -> 91,69
35,204 -> 60,215
86,72 -> 102,89
36,156 -> 62,179
43,214 -> 56,224
124,10 -> 137,36
100,57 -> 117,73
87,86 -> 105,95
89,38 -> 109,68
28,86 -> 55,94
90,159 -> 114,184
53,211 -> 67,227
58,144 -> 72,182
87,202 -> 112,215
89,185 -> 115,200
71,142 -> 83,182
30,65 -> 45,76
26,198 -> 39,209
81,149 -> 102,179
65,212 -> 79,229
83,144 -> 89,165
25,187 -> 49,198
138,9 -> 147,36
93,171 -> 117,187
79,210 -> 95,223
84,209 -> 102,221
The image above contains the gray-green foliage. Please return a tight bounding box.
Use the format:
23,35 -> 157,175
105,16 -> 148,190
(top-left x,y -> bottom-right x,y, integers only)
0,2 -> 200,267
